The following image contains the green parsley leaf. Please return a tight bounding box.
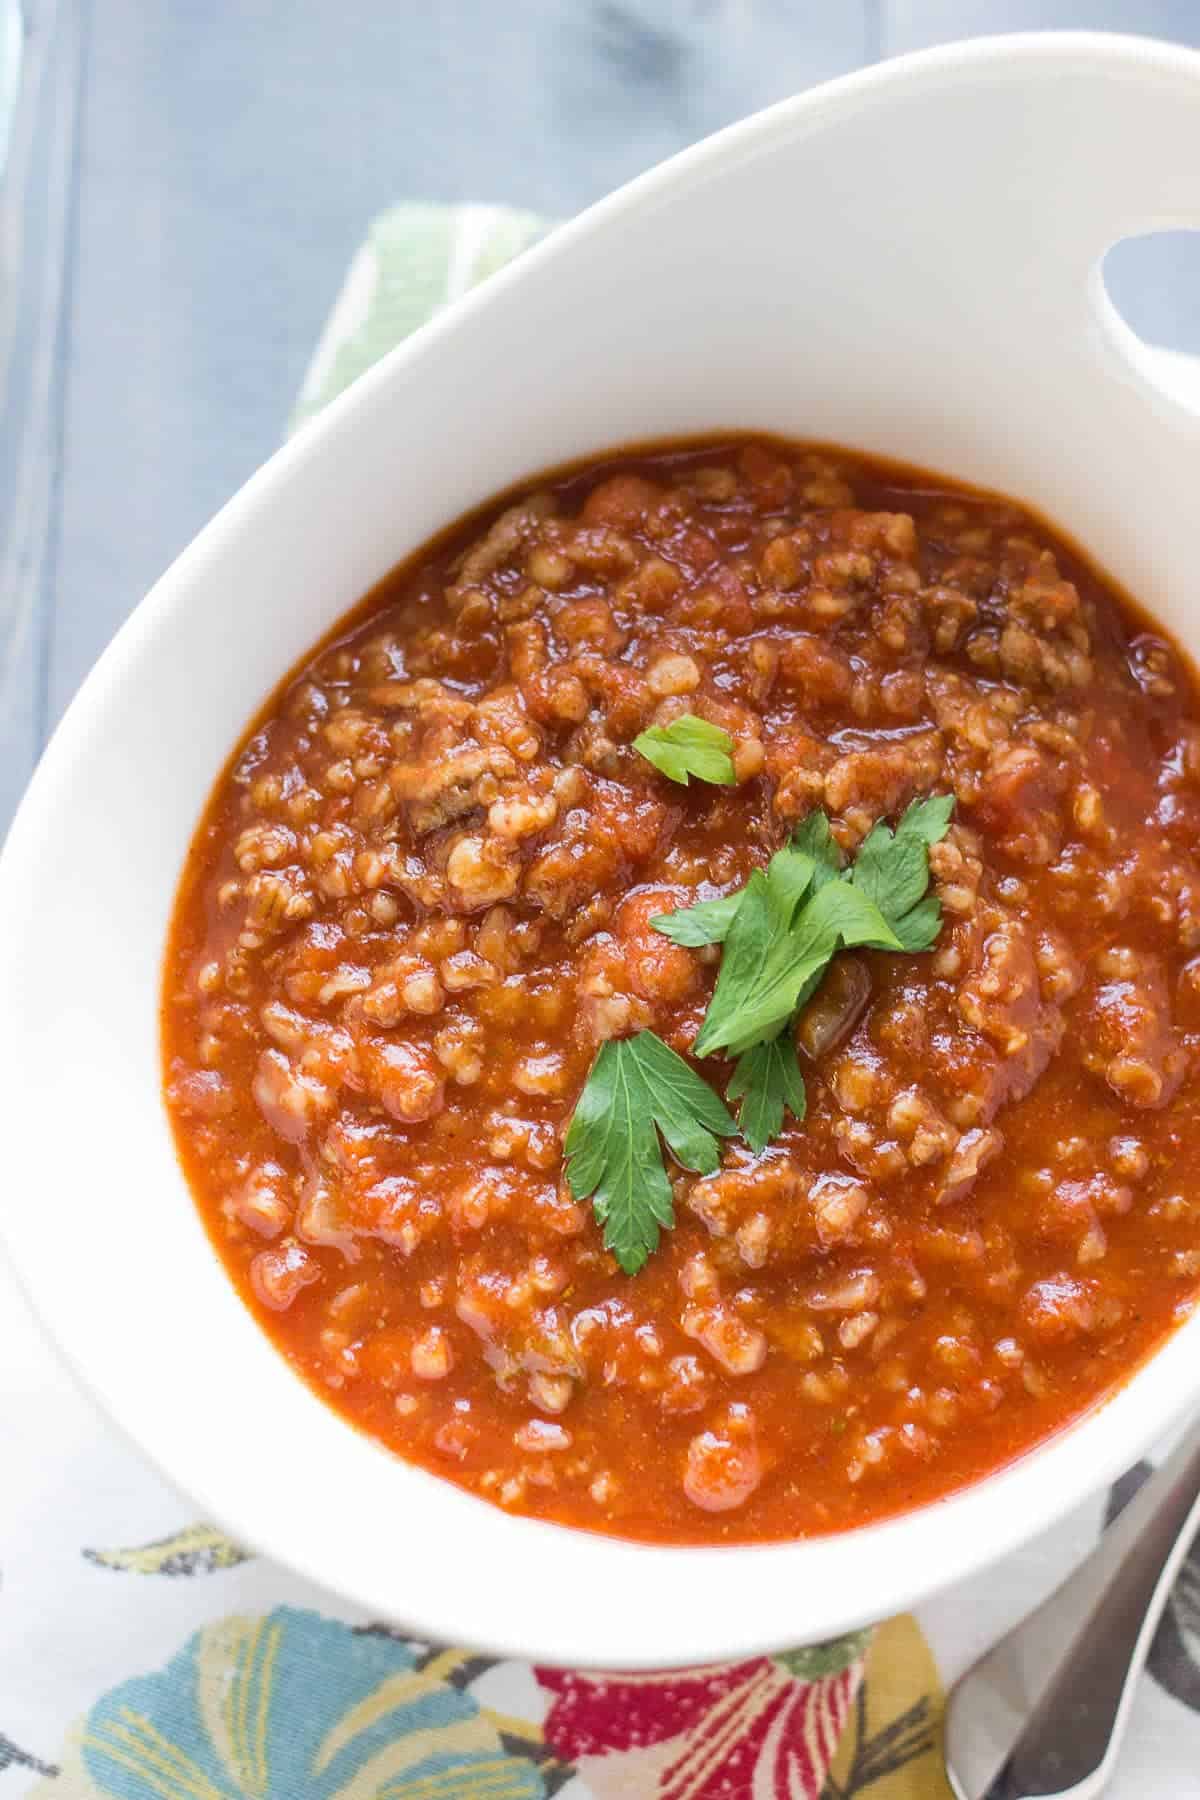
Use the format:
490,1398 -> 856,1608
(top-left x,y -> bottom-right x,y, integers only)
695,874 -> 901,1059
896,792 -> 956,846
819,880 -> 905,953
727,1033 -> 807,1153
692,868 -> 793,1056
888,893 -> 943,952
852,828 -> 927,920
851,793 -> 954,952
633,714 -> 736,787
564,1030 -> 737,1274
650,819 -> 835,947
789,809 -> 844,885
764,836 -> 823,918
650,889 -> 743,947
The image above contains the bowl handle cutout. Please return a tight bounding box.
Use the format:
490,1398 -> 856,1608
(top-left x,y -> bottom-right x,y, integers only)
1037,54 -> 1200,425
1092,232 -> 1200,424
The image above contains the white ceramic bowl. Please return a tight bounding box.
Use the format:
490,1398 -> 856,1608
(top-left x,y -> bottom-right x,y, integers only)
3,32 -> 1200,1670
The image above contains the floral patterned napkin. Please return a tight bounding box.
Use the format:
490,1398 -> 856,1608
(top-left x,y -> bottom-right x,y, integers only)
2,203 -> 1198,1800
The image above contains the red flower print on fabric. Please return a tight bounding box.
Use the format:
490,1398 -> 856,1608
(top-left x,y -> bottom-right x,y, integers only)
536,1645 -> 864,1799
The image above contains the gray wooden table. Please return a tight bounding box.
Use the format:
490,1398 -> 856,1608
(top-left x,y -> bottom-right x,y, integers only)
2,0 -> 1198,832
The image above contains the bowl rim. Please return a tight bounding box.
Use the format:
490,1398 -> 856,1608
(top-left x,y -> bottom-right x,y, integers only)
5,29 -> 1200,1670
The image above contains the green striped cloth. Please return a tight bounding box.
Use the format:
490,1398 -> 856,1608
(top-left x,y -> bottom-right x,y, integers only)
291,202 -> 546,430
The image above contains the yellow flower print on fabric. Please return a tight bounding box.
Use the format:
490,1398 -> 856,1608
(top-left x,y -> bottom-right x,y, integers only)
82,1524 -> 250,1577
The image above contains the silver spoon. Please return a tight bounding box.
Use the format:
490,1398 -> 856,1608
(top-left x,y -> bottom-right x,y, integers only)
943,1415 -> 1200,1799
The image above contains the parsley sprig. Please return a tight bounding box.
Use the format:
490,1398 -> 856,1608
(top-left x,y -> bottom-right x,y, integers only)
563,1031 -> 737,1273
727,1033 -> 807,1155
850,793 -> 954,949
686,794 -> 953,1078
633,714 -> 736,787
565,796 -> 954,1272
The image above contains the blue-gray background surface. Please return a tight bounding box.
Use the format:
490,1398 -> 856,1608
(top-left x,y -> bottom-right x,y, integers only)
2,0 -> 1199,831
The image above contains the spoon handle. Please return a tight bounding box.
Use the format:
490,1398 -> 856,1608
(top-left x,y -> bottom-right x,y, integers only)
943,1416 -> 1200,1800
